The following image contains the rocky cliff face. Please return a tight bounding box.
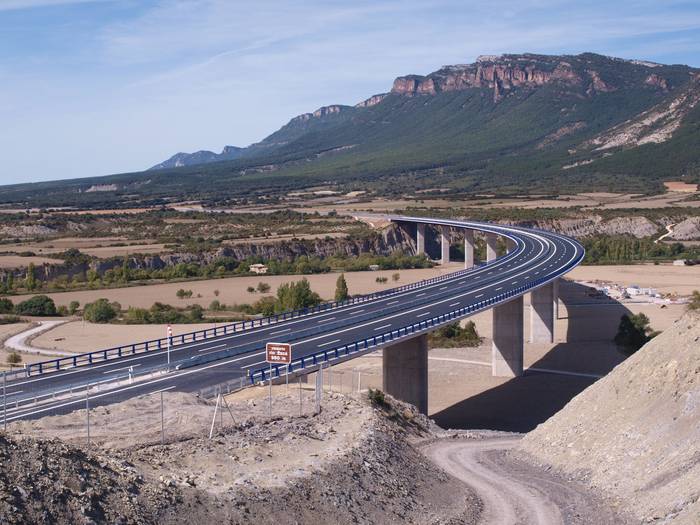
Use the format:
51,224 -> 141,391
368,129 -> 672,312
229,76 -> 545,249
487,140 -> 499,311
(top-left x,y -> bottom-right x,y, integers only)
0,226 -> 416,284
391,55 -> 590,101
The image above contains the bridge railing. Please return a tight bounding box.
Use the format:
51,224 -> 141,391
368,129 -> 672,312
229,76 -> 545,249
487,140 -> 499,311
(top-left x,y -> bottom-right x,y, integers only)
249,246 -> 584,384
17,245 -> 521,379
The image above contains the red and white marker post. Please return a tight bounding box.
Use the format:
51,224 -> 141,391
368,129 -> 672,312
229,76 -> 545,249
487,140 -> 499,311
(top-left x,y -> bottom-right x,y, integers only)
167,324 -> 173,368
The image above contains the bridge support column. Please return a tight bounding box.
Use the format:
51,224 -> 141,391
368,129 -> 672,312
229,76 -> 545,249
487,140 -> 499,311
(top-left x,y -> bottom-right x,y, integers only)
486,233 -> 498,262
416,224 -> 425,255
464,229 -> 475,269
440,226 -> 450,265
553,278 -> 559,320
506,238 -> 517,253
383,334 -> 428,414
530,283 -> 555,343
492,296 -> 524,377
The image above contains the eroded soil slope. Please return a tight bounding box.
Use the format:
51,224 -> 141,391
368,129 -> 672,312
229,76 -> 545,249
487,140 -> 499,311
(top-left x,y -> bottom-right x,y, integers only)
2,391 -> 478,524
520,311 -> 700,524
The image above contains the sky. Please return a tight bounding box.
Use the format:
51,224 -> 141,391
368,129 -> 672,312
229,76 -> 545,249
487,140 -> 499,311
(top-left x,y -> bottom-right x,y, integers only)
1,0 -> 700,185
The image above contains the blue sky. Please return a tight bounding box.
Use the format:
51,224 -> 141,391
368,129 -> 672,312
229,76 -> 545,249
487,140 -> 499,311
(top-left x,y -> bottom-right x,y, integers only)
2,0 -> 700,185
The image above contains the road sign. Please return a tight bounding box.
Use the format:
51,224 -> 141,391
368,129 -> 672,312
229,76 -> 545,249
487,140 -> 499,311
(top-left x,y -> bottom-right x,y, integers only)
266,342 -> 292,364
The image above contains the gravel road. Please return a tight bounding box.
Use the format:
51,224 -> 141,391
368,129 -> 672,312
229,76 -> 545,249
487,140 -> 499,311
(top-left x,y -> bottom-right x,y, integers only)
423,435 -> 631,525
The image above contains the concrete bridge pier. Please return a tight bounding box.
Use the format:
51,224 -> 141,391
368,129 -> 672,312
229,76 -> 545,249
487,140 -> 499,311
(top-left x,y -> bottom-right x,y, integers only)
506,237 -> 517,253
464,229 -> 475,269
416,223 -> 426,255
553,278 -> 560,320
492,296 -> 524,377
440,226 -> 450,265
486,233 -> 499,262
530,282 -> 555,343
382,334 -> 428,414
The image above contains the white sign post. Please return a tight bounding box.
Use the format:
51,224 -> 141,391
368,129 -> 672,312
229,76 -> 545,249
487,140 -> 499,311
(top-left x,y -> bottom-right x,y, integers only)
166,324 -> 172,369
265,342 -> 292,418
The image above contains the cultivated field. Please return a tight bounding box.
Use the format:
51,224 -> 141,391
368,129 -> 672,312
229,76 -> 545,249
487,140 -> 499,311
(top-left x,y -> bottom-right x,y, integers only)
11,263 -> 462,310
567,263 -> 700,295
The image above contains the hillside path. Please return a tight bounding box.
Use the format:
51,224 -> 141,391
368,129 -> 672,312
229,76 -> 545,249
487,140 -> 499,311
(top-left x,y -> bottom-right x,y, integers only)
423,436 -> 630,525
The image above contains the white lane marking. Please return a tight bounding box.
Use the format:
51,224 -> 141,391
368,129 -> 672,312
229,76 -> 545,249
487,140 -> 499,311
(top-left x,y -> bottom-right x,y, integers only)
198,348 -> 228,357
350,310 -> 365,315
417,293 -> 426,297
459,281 -> 466,284
147,385 -> 176,395
387,300 -> 399,305
487,272 -> 493,275
103,364 -> 141,374
416,312 -> 431,317
495,287 -> 503,291
317,317 -> 336,324
318,339 -> 341,347
475,294 -> 484,298
449,302 -> 460,307
374,324 -> 392,331
270,328 -> 291,336
511,281 -> 518,284
198,343 -> 226,353
439,286 -> 447,290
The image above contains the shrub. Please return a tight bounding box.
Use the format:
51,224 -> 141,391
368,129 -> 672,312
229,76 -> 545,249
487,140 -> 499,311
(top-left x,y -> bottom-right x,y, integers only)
68,300 -> 80,315
7,352 -> 22,365
176,289 -> 193,299
375,276 -> 388,284
209,300 -> 222,311
213,289 -> 220,297
428,321 -> 482,348
0,297 -> 13,314
392,273 -> 400,282
614,313 -> 659,355
14,295 -> 56,316
688,290 -> 700,311
247,286 -> 256,293
83,298 -> 120,323
0,315 -> 21,325
368,388 -> 386,407
256,282 -> 271,293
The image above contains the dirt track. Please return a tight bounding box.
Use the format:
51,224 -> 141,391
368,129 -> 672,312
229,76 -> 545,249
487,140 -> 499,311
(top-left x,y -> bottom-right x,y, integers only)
423,435 -> 631,525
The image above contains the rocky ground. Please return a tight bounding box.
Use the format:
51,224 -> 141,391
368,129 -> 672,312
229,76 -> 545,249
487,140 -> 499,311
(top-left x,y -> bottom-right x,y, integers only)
520,310 -> 700,524
2,389 -> 478,524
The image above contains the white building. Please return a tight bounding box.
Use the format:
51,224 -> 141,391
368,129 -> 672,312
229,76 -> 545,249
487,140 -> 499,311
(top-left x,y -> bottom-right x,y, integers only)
249,264 -> 268,274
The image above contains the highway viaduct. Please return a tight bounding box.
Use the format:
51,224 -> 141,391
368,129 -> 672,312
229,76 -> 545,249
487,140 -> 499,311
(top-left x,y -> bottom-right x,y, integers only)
1,217 -> 583,423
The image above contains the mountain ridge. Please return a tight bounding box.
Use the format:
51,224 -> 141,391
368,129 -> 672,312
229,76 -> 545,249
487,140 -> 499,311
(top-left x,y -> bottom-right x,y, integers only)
1,51 -> 699,208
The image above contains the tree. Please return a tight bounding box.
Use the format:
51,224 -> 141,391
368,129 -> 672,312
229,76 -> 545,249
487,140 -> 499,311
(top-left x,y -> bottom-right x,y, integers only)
275,278 -> 322,313
246,286 -> 256,293
25,263 -> 37,291
256,282 -> 271,293
334,273 -> 349,301
0,298 -> 13,314
14,295 -> 56,316
614,313 -> 659,355
83,298 -> 120,323
213,289 -> 220,297
68,300 -> 80,315
7,352 -> 22,365
176,289 -> 193,299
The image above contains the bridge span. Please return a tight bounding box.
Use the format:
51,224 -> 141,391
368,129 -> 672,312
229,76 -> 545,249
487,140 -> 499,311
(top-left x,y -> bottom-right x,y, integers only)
0,217 -> 583,422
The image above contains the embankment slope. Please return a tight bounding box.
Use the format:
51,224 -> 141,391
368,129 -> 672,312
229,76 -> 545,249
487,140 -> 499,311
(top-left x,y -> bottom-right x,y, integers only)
521,311 -> 700,524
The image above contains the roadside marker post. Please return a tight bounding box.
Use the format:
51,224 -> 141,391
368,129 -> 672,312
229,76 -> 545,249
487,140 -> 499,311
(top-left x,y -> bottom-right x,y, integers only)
3,371 -> 6,432
265,342 -> 292,419
166,324 -> 173,370
85,383 -> 90,448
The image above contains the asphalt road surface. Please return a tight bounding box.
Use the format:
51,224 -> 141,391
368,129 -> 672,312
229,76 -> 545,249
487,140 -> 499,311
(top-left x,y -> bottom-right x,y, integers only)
1,217 -> 583,423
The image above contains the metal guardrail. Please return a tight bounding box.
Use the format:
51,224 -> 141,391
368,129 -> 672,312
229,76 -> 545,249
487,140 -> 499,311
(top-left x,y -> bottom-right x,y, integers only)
18,241 -> 521,379
249,244 -> 585,383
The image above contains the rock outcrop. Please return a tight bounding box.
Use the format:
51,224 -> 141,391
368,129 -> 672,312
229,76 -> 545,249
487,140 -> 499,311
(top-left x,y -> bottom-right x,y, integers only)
668,217 -> 700,240
391,55 -> 583,98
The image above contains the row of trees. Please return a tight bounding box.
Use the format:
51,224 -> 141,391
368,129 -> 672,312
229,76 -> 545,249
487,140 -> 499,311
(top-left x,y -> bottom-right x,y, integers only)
0,251 -> 431,294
